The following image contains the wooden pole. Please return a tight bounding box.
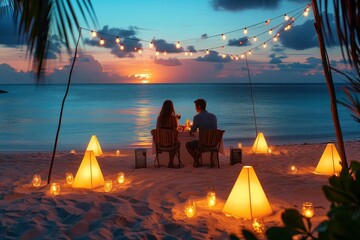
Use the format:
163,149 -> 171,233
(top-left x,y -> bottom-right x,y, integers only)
311,1 -> 348,169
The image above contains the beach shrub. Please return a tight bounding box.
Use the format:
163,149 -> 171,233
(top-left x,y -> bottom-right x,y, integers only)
230,160 -> 360,240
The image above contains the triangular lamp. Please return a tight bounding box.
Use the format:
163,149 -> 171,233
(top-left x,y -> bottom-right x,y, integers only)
315,143 -> 342,175
252,132 -> 269,154
222,166 -> 273,219
86,135 -> 103,156
72,150 -> 105,189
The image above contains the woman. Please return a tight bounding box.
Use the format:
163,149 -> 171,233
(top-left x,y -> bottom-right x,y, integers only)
156,100 -> 179,130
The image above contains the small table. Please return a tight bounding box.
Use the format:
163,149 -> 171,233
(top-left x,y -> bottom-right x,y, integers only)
151,131 -> 225,167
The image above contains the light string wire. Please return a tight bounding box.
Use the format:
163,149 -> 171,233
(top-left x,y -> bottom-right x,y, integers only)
79,3 -> 310,58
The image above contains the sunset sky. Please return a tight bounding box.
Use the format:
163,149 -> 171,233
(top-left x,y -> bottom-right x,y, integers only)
0,0 -> 351,84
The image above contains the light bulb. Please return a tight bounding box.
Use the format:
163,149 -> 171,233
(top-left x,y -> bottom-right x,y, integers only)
99,38 -> 105,45
253,36 -> 257,42
248,51 -> 251,55
284,14 -> 289,21
206,49 -> 209,55
273,36 -> 278,42
262,43 -> 267,48
138,49 -> 142,54
149,42 -> 154,48
241,54 -> 245,59
244,28 -> 248,34
268,29 -> 273,35
116,37 -> 120,43
221,34 -> 226,40
303,10 -> 309,17
91,31 -> 97,38
163,50 -> 167,55
176,42 -> 181,49
185,51 -> 189,56
155,51 -> 160,56
120,44 -> 124,50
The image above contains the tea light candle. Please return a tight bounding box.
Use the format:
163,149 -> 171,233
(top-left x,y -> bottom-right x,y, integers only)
290,165 -> 298,174
207,191 -> 216,207
237,143 -> 242,149
32,174 -> 41,187
70,149 -> 76,154
104,180 -> 113,192
184,200 -> 196,218
252,218 -> 265,234
66,172 -> 74,185
116,150 -> 120,156
117,172 -> 125,184
267,148 -> 272,154
301,202 -> 314,218
50,183 -> 61,195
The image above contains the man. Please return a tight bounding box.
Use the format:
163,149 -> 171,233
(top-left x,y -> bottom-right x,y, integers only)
186,99 -> 217,167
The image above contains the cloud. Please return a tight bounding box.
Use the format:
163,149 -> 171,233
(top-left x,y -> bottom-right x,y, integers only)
228,37 -> 251,47
279,20 -> 318,50
201,33 -> 208,39
84,25 -> 142,58
0,63 -> 34,83
214,63 -> 224,71
211,0 -> 282,11
154,57 -> 181,66
196,50 -> 231,62
268,53 -> 288,64
152,39 -> 184,53
271,44 -> 286,53
44,35 -> 64,59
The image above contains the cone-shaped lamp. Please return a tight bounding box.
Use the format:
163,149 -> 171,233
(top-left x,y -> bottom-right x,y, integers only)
315,143 -> 342,175
222,166 -> 273,219
72,150 -> 105,189
86,135 -> 103,156
252,132 -> 269,154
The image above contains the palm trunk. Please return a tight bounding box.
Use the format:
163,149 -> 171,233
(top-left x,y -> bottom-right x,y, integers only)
311,1 -> 348,169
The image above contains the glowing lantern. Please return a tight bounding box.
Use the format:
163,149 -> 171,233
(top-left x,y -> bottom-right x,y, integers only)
104,180 -> 112,192
72,150 -> 105,189
50,183 -> 61,195
184,200 -> 196,218
86,135 -> 103,156
301,202 -> 314,218
66,172 -> 74,185
222,166 -> 273,219
252,132 -> 269,154
117,172 -> 125,184
32,174 -> 41,187
207,191 -> 216,207
315,143 -> 342,175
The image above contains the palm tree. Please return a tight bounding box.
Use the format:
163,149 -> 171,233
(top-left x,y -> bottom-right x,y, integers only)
0,0 -> 97,80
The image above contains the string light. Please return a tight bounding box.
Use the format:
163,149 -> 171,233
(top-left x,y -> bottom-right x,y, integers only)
91,31 -> 97,38
176,41 -> 181,49
116,37 -> 120,43
247,50 -> 252,55
253,36 -> 257,42
221,34 -> 226,40
262,42 -> 267,48
163,50 -> 167,55
303,10 -> 309,16
99,38 -> 105,45
284,14 -> 290,21
244,28 -> 248,34
138,48 -> 142,54
185,51 -> 189,56
206,49 -> 210,55
273,36 -> 278,42
120,44 -> 124,50
149,41 -> 154,48
241,54 -> 245,59
265,20 -> 270,25
155,50 -> 160,56
268,29 -> 273,35
222,53 -> 226,59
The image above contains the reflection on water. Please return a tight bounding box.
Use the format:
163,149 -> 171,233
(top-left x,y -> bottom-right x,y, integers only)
132,99 -> 154,147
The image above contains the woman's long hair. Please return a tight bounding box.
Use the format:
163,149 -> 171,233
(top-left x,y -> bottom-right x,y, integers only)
158,100 -> 175,128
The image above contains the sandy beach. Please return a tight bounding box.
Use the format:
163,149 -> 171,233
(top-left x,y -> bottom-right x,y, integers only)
0,141 -> 358,239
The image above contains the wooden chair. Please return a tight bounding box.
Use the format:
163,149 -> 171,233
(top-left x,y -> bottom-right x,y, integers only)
195,129 -> 225,168
151,129 -> 183,168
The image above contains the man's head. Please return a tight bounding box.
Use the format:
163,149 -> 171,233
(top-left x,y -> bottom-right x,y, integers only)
194,99 -> 206,112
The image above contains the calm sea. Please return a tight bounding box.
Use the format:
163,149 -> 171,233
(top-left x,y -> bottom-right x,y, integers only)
0,84 -> 359,151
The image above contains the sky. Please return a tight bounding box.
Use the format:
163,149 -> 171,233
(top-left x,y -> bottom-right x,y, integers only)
0,0 -> 352,84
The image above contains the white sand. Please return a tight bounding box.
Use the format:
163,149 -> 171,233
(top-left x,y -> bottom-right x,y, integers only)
0,141 -> 359,239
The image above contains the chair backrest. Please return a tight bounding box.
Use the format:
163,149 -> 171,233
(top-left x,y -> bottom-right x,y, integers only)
199,129 -> 225,148
151,129 -> 178,147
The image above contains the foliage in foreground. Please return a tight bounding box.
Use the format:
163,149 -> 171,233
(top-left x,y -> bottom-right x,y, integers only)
230,161 -> 360,240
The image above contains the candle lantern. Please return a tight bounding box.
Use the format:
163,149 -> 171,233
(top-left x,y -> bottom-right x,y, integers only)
252,132 -> 269,154
301,202 -> 314,218
86,135 -> 103,156
252,218 -> 265,234
184,200 -> 196,218
237,143 -> 242,149
32,174 -> 41,187
66,172 -> 74,185
117,172 -> 125,184
104,180 -> 113,192
315,143 -> 342,175
290,165 -> 298,174
116,150 -> 120,156
50,183 -> 61,195
207,190 -> 216,207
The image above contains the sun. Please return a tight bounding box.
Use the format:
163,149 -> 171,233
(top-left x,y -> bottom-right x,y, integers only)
142,80 -> 149,84
134,73 -> 152,84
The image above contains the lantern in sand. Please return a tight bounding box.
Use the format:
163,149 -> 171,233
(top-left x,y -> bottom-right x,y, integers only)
72,150 -> 105,189
104,180 -> 113,192
301,202 -> 314,218
207,190 -> 216,207
184,200 -> 196,218
117,172 -> 125,184
50,183 -> 61,195
86,135 -> 103,156
66,172 -> 74,185
252,132 -> 269,154
315,143 -> 342,176
223,166 -> 272,219
32,174 -> 41,187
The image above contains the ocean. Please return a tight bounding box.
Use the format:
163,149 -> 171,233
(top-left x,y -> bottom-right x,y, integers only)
0,83 -> 359,151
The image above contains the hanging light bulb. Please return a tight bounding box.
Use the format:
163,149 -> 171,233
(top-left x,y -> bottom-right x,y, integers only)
221,45 -> 225,49
273,36 -> 278,42
253,36 -> 257,42
120,44 -> 124,50
185,51 -> 189,56
163,50 -> 167,55
248,50 -> 252,55
268,29 -> 273,35
138,48 -> 142,54
265,19 -> 270,25
149,41 -> 154,48
244,28 -> 248,34
222,54 -> 226,59
99,38 -> 105,45
115,37 -> 120,43
235,56 -> 239,60
206,49 -> 210,55
155,50 -> 160,56
91,31 -> 97,38
241,54 -> 245,59
262,43 -> 267,48
221,34 -> 226,40
176,41 -> 181,49
190,51 -> 193,56
284,14 -> 290,21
